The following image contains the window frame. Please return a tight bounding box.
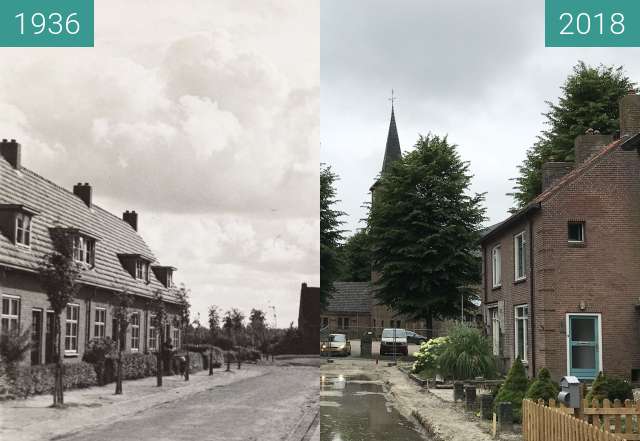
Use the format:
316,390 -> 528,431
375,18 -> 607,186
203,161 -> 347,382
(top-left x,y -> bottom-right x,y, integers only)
135,260 -> 150,282
130,312 -> 140,351
514,231 -> 527,282
72,235 -> 96,267
94,307 -> 106,338
15,212 -> 32,247
172,328 -> 180,348
1,295 -> 20,333
568,221 -> 585,244
65,304 -> 80,354
491,245 -> 502,288
514,304 -> 529,363
149,315 -> 157,351
489,306 -> 500,356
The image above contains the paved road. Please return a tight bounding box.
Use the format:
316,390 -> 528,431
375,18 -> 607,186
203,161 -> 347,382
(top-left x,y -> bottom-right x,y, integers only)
58,365 -> 319,441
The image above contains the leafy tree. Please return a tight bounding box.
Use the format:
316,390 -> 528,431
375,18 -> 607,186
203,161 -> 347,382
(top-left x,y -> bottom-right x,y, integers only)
112,290 -> 133,394
175,285 -> 191,380
511,62 -> 636,207
337,229 -> 371,282
38,228 -> 81,407
230,308 -> 245,331
151,290 -> 168,386
586,371 -> 634,402
208,305 -> 221,337
248,308 -> 267,349
525,367 -> 559,403
0,329 -> 31,371
320,164 -> 345,309
494,358 -> 529,422
368,135 -> 485,332
437,323 -> 496,380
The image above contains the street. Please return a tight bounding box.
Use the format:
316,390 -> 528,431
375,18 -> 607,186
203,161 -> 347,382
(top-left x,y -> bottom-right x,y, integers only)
1,362 -> 319,441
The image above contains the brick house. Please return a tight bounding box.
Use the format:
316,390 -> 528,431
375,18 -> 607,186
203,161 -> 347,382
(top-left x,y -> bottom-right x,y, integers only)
298,282 -> 320,353
480,92 -> 640,382
0,139 -> 183,366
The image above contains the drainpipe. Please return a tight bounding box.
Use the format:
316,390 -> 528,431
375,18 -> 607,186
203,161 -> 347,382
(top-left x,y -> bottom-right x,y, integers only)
529,219 -> 536,376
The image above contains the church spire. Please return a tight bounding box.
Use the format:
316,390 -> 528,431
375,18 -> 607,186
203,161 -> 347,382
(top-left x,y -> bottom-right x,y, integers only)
381,90 -> 401,173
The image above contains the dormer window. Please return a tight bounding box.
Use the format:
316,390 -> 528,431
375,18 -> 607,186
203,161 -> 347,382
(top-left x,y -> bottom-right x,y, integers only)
151,265 -> 176,288
135,260 -> 149,282
15,212 -> 32,246
118,254 -> 152,283
73,235 -> 96,266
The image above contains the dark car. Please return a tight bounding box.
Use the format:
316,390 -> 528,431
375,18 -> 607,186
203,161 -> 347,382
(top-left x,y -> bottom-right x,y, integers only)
406,330 -> 428,345
379,328 -> 408,356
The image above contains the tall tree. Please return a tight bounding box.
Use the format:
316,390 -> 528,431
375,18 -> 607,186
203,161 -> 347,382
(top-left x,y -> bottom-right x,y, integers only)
38,229 -> 81,407
337,229 -> 371,282
368,134 -> 485,335
208,305 -> 220,337
175,285 -> 191,380
112,290 -> 133,394
511,62 -> 636,208
248,308 -> 267,348
320,164 -> 345,309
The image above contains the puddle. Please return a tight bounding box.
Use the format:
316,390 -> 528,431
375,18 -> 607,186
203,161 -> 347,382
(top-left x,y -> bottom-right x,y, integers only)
320,374 -> 429,440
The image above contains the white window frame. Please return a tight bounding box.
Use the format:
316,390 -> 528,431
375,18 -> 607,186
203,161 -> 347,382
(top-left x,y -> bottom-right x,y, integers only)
148,315 -> 157,350
514,231 -> 527,281
491,245 -> 502,288
135,260 -> 149,282
73,235 -> 95,266
489,306 -> 500,356
166,271 -> 172,288
172,328 -> 180,348
15,213 -> 32,247
131,312 -> 140,351
1,295 -> 20,332
568,221 -> 585,244
94,307 -> 106,338
514,304 -> 529,363
65,304 -> 80,353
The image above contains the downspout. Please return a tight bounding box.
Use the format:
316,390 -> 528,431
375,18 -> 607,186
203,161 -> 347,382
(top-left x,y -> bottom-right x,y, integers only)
529,218 -> 536,376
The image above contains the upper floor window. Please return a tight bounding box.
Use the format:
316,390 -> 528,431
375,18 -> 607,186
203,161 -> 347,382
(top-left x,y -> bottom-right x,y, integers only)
135,260 -> 149,282
73,235 -> 96,266
568,221 -> 585,243
514,232 -> 527,281
1,295 -> 20,332
15,213 -> 32,247
491,245 -> 501,288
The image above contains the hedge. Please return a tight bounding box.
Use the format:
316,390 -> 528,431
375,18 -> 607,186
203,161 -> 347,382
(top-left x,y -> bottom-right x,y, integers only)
4,361 -> 98,399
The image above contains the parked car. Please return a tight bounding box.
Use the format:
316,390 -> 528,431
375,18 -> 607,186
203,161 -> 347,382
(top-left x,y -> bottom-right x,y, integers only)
405,330 -> 428,345
379,328 -> 408,356
321,334 -> 351,356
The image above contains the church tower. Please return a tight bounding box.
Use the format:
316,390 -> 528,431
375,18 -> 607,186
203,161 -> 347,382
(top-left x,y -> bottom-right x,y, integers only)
370,97 -> 402,201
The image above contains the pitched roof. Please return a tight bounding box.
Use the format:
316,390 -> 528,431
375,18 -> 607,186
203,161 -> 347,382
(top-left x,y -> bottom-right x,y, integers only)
326,282 -> 371,313
381,105 -> 402,173
0,156 -> 178,302
481,138 -> 624,243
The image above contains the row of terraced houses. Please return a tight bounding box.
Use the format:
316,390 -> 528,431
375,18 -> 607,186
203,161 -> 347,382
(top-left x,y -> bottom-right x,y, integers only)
0,140 -> 183,366
480,91 -> 640,383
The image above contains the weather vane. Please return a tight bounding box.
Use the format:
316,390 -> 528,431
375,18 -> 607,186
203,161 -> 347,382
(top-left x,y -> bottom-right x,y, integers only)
389,89 -> 397,107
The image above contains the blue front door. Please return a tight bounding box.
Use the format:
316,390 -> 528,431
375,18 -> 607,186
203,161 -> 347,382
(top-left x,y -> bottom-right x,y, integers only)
568,315 -> 600,379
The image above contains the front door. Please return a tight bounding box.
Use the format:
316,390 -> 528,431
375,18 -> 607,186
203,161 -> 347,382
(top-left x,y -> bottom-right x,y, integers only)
31,310 -> 43,365
45,311 -> 55,363
568,314 -> 600,379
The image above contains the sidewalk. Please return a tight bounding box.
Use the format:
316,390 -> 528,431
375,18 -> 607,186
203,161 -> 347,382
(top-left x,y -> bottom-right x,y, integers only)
0,365 -> 266,441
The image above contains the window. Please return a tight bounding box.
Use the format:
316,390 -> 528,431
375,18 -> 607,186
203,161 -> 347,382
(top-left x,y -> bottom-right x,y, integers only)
343,318 -> 350,329
15,213 -> 31,246
65,304 -> 79,353
568,222 -> 585,243
131,313 -> 140,351
515,305 -> 529,362
149,315 -> 157,350
94,308 -> 106,338
1,296 -> 20,332
514,232 -> 527,281
490,307 -> 500,356
491,245 -> 502,287
166,271 -> 173,288
321,317 -> 328,327
73,235 -> 95,266
135,260 -> 149,282
173,328 -> 180,348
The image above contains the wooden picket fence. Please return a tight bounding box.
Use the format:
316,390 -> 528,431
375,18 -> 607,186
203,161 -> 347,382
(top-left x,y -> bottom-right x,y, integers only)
523,398 -> 640,441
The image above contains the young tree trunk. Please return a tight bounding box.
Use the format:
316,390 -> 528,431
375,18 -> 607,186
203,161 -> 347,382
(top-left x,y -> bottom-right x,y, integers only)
208,352 -> 213,376
115,324 -> 123,394
156,327 -> 163,387
184,351 -> 190,381
425,313 -> 434,340
53,315 -> 64,407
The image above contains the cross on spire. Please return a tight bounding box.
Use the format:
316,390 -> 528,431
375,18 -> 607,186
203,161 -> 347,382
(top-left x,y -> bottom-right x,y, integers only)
388,89 -> 397,108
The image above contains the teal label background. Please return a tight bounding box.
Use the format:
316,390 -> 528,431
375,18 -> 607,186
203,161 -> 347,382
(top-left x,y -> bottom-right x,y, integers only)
546,0 -> 640,47
0,0 -> 94,47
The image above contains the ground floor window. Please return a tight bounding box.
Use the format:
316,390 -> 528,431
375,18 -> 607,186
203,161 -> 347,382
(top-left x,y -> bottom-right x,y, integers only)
321,317 -> 328,327
65,304 -> 80,353
489,307 -> 499,356
131,313 -> 140,351
94,307 -> 106,338
1,295 -> 20,332
149,315 -> 157,350
173,328 -> 180,348
514,304 -> 528,362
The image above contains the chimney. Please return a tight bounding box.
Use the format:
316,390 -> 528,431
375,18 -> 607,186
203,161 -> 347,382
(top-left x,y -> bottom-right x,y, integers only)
123,210 -> 138,231
0,139 -> 21,169
620,90 -> 640,138
542,162 -> 573,191
574,130 -> 613,164
73,182 -> 92,207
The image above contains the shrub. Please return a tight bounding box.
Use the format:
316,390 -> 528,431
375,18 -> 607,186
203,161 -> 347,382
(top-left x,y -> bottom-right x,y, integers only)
10,362 -> 98,398
586,372 -> 634,403
494,358 -> 529,422
525,368 -> 559,403
0,329 -> 31,369
83,337 -> 116,385
437,323 -> 496,380
412,337 -> 449,375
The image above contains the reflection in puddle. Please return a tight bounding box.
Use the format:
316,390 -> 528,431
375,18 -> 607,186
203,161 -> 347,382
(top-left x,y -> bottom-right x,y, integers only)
320,375 -> 429,440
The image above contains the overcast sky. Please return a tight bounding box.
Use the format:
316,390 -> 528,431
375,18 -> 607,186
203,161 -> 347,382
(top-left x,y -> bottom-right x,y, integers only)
0,0 -> 319,327
321,0 -> 640,235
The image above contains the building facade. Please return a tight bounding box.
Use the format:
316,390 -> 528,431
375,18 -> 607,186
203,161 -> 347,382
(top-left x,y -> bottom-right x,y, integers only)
480,92 -> 640,382
0,139 -> 182,366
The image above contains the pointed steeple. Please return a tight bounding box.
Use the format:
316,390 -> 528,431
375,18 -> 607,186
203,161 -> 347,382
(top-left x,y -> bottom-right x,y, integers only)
381,95 -> 401,173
